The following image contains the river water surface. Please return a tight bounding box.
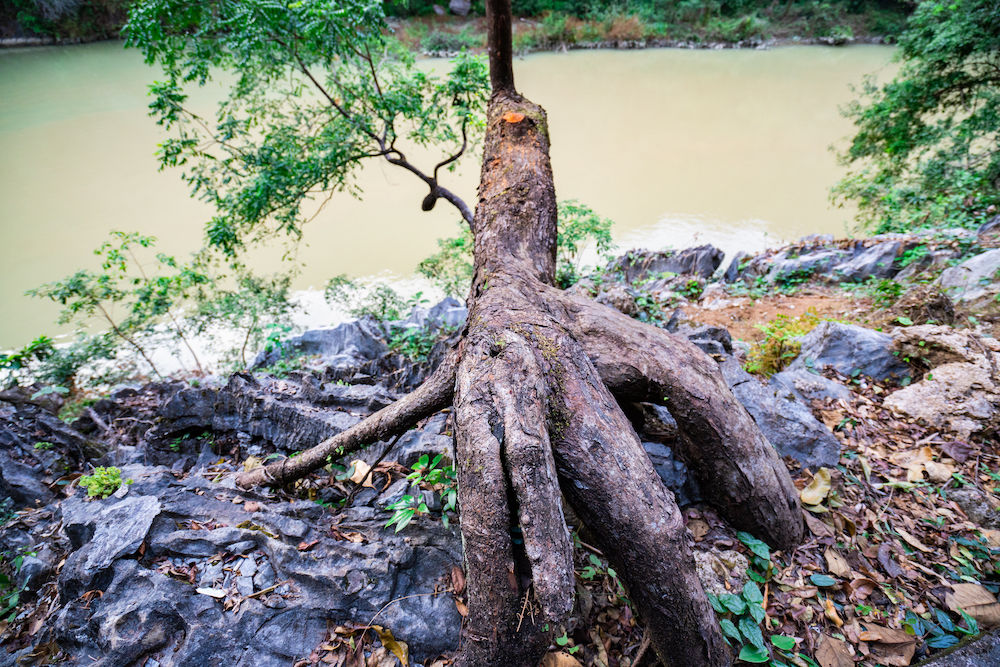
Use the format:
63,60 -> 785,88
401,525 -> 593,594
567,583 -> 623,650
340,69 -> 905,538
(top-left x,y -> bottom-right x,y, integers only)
0,42 -> 896,348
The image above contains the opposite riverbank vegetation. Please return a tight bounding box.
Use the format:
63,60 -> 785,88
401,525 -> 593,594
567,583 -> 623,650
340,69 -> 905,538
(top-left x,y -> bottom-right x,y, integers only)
1,0 -> 912,50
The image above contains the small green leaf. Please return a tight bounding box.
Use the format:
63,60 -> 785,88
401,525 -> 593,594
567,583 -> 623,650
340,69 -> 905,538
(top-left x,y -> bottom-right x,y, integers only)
736,531 -> 771,561
739,615 -> 766,650
707,593 -> 725,614
719,618 -> 742,644
809,573 -> 838,588
896,316 -> 914,326
743,581 -> 764,604
770,635 -> 796,651
738,644 -> 770,663
720,593 -> 747,615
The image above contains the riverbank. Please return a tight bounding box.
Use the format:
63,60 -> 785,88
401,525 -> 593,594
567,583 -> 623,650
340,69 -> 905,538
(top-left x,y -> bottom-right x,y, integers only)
3,226 -> 1000,666
2,2 -> 909,51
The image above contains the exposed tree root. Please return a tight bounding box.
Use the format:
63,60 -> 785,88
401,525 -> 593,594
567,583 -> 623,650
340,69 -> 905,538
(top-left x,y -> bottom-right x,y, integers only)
557,289 -> 805,551
235,350 -> 458,488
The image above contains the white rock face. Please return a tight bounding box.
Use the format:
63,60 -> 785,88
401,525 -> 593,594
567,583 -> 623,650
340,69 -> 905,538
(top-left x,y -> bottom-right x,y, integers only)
885,325 -> 1000,438
938,248 -> 1000,311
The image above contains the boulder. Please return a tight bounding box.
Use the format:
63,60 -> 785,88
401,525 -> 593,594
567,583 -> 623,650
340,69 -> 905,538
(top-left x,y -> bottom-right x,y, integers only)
893,324 -> 1000,368
141,374 -> 397,461
718,358 -> 840,470
0,396 -> 101,509
884,326 -> 1000,438
831,241 -> 901,283
396,296 -> 468,331
722,251 -> 749,283
252,318 -> 387,371
608,245 -> 724,283
58,495 -> 162,600
978,214 -> 1000,248
938,248 -> 1000,312
677,324 -> 733,357
448,0 -> 471,15
595,284 -> 639,317
787,321 -> 910,383
768,248 -> 849,285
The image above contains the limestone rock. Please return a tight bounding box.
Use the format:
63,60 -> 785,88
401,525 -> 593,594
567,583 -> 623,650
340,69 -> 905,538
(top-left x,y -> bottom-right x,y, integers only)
787,321 -> 910,383
719,358 -> 841,470
884,362 -> 999,438
938,248 -> 1000,312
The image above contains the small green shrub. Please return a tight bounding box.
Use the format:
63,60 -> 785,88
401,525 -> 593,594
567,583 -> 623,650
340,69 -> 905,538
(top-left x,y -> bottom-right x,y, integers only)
773,266 -> 815,293
680,278 -> 704,300
0,546 -> 36,623
385,454 -> 458,531
78,466 -> 132,499
420,28 -> 483,52
33,442 -> 54,451
388,323 -> 456,363
743,310 -> 823,376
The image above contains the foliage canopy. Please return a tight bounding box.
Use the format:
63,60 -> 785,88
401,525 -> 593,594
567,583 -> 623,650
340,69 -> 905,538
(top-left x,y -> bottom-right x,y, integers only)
835,0 -> 1000,233
124,0 -> 489,258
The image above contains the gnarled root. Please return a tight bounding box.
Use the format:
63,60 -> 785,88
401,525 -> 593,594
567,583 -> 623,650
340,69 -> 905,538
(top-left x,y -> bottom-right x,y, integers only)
452,328 -> 574,664
235,350 -> 459,488
451,276 -> 730,666
557,288 -> 804,551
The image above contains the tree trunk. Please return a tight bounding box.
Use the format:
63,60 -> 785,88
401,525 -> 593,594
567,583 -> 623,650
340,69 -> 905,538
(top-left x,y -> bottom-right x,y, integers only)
239,9 -> 804,665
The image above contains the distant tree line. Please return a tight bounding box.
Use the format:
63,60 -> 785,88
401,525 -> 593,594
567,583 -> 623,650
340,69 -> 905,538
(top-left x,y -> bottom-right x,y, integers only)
2,0 -> 912,41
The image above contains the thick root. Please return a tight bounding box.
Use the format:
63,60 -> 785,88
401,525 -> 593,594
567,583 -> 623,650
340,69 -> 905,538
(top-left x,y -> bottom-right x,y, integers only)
543,329 -> 731,667
557,289 -> 804,551
235,350 -> 459,488
453,330 -> 574,665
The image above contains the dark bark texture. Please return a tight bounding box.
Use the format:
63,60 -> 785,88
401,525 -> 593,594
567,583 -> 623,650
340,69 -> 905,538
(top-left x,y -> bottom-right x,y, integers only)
240,22 -> 804,667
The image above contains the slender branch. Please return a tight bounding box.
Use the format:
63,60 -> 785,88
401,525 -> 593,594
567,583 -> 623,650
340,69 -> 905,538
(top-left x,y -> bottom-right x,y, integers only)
292,48 -> 474,225
95,303 -> 163,380
126,247 -> 205,375
433,109 -> 470,183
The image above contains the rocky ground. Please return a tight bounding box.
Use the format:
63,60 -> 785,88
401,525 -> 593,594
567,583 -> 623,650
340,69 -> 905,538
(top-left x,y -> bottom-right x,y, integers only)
3,219 -> 1000,667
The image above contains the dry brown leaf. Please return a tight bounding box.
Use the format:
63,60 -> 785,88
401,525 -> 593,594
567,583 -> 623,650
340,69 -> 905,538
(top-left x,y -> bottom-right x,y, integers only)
244,501 -> 261,513
801,468 -> 833,505
945,583 -> 1000,627
846,577 -> 878,601
349,460 -> 375,488
924,460 -> 954,483
815,634 -> 853,667
895,526 -> 932,553
454,599 -> 468,617
804,510 -> 835,537
687,518 -> 710,541
540,652 -> 583,667
824,597 -> 843,627
372,625 -> 408,666
824,548 -> 851,578
450,565 -> 466,596
860,625 -> 915,666
243,456 -> 263,472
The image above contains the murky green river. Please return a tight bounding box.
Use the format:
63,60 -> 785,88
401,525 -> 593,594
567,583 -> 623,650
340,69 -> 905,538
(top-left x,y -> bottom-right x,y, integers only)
0,42 -> 895,348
